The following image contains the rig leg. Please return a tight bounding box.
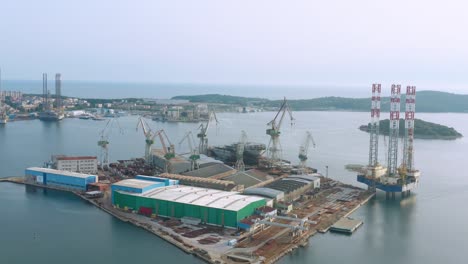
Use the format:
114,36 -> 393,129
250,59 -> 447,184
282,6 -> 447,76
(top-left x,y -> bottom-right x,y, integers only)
401,192 -> 405,198
386,192 -> 389,200
392,192 -> 395,199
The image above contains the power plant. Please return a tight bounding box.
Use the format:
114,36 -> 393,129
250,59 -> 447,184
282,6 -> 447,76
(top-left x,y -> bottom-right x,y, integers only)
357,84 -> 421,198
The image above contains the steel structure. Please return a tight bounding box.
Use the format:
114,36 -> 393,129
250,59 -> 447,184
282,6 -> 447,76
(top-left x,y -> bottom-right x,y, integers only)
55,73 -> 62,111
42,73 -> 49,110
98,119 -> 122,168
155,129 -> 175,172
136,117 -> 158,164
179,131 -> 200,171
0,68 -> 7,124
368,84 -> 381,167
402,86 -> 416,172
387,84 -> 401,177
197,111 -> 219,155
298,131 -> 316,169
266,97 -> 294,165
235,130 -> 248,171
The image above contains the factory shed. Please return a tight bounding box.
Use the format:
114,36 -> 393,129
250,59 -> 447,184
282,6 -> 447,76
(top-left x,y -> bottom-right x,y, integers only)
135,175 -> 179,186
181,163 -> 236,179
111,179 -> 165,203
113,185 -> 266,228
152,149 -> 191,174
222,169 -> 272,188
25,167 -> 97,191
243,187 -> 284,201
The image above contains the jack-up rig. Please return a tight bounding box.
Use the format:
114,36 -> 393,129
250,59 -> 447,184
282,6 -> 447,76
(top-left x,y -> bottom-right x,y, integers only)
357,84 -> 420,198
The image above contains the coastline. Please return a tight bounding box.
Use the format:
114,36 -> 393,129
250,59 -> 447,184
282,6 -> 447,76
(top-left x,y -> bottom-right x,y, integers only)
0,177 -> 375,264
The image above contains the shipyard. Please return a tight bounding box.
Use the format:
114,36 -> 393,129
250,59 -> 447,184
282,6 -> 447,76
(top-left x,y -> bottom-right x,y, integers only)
0,88 -> 418,264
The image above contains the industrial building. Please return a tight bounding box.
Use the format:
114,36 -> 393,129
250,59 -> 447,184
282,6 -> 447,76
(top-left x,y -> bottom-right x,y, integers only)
52,155 -> 98,174
244,174 -> 321,202
152,149 -> 191,174
112,179 -> 266,228
181,163 -> 236,179
111,177 -> 178,203
25,167 -> 97,191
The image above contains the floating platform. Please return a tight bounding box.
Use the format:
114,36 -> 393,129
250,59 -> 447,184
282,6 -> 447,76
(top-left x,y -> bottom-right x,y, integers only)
357,175 -> 417,193
330,217 -> 363,234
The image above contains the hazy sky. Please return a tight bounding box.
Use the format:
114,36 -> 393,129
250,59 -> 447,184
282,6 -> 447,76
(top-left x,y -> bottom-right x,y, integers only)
1,0 -> 468,92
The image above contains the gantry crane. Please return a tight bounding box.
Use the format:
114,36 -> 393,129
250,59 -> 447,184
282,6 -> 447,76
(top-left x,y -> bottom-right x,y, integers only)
154,129 -> 175,172
197,111 -> 219,155
98,118 -> 123,168
298,131 -> 316,170
179,131 -> 200,171
266,97 -> 294,165
235,130 -> 248,171
136,117 -> 158,164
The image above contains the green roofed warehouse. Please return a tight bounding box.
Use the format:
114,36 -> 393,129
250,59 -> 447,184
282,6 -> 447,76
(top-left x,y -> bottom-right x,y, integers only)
112,179 -> 266,228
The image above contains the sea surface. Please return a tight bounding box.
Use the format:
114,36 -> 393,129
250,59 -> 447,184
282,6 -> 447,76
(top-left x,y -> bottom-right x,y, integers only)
0,111 -> 467,264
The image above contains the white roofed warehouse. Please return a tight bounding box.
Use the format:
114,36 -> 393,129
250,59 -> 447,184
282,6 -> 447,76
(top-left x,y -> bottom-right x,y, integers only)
112,179 -> 266,228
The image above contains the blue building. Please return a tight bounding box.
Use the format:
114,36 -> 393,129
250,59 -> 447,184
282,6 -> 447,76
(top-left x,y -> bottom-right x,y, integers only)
135,175 -> 179,186
25,167 -> 97,191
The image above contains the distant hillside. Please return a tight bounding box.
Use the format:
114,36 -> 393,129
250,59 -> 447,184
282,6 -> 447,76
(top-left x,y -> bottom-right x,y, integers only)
172,91 -> 468,113
359,119 -> 463,140
172,94 -> 268,106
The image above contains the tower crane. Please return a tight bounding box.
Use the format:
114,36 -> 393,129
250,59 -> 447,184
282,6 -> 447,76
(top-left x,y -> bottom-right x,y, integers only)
266,97 -> 294,165
197,111 -> 219,155
97,118 -> 123,169
136,117 -> 157,164
154,129 -> 175,172
235,130 -> 248,171
179,131 -> 200,171
298,131 -> 316,170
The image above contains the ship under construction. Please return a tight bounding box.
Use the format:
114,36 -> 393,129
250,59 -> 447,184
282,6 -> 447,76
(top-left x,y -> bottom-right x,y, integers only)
357,84 -> 420,198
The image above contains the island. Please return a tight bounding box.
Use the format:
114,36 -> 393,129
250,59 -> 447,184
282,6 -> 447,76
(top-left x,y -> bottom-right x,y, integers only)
173,91 -> 468,113
359,119 -> 463,140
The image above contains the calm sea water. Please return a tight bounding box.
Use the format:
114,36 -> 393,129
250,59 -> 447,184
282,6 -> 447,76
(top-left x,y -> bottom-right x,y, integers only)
0,111 -> 467,264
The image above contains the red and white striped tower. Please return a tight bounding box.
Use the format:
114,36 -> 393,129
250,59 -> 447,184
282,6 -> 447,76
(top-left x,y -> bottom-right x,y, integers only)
368,84 -> 381,167
403,86 -> 416,171
387,84 -> 401,177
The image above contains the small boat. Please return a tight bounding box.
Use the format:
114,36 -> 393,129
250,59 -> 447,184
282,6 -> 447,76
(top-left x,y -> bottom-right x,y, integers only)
92,115 -> 106,121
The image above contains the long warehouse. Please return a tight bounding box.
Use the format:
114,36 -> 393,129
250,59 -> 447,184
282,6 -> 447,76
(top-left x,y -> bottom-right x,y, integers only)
112,179 -> 266,228
25,167 -> 98,191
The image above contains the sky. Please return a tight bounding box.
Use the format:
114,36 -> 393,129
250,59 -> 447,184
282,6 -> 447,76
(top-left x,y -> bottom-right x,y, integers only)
1,0 -> 468,93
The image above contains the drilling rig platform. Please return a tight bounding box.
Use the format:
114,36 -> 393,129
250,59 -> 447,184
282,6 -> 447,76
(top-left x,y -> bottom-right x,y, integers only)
357,84 -> 420,198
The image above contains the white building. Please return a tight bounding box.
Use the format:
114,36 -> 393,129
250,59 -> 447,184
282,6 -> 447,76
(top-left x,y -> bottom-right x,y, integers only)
53,156 -> 98,174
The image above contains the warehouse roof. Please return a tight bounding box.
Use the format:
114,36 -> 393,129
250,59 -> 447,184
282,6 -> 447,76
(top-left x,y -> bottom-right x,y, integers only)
181,163 -> 235,178
56,156 -> 97,161
120,185 -> 264,211
243,187 -> 284,200
26,167 -> 95,179
112,179 -> 158,189
223,169 -> 271,188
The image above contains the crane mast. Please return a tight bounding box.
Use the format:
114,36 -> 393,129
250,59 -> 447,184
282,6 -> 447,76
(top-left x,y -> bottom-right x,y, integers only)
154,129 -> 175,172
179,131 -> 200,171
97,118 -> 122,168
235,130 -> 248,171
136,117 -> 157,164
266,97 -> 294,166
197,111 -> 219,155
298,131 -> 316,170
